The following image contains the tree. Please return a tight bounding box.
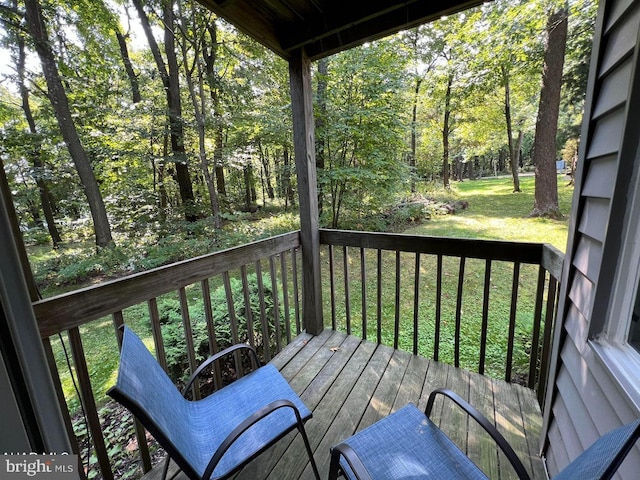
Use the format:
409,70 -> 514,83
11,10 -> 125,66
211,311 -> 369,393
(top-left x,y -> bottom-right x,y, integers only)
322,39 -> 409,227
532,4 -> 568,218
202,20 -> 227,200
24,0 -> 114,248
132,0 -> 197,222
316,58 -> 328,214
14,15 -> 61,246
178,1 -> 221,226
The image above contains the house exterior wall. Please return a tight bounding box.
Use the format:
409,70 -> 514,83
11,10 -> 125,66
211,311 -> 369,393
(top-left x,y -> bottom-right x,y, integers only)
544,0 -> 640,477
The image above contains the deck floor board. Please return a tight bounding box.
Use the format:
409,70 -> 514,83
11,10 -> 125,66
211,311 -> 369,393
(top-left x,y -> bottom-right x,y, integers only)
141,332 -> 546,480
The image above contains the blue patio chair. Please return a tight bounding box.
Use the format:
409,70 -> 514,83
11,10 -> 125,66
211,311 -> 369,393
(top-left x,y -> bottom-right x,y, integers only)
329,388 -> 640,480
107,326 -> 320,480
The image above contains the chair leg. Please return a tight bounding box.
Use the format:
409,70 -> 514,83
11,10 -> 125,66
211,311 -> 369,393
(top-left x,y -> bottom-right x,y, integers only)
328,447 -> 342,480
161,456 -> 170,480
297,424 -> 320,480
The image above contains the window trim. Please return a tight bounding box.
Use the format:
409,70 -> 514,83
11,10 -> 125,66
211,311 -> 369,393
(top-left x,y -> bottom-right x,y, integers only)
590,142 -> 640,410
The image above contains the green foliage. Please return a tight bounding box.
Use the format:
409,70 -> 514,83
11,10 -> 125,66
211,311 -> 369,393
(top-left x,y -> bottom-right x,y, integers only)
158,273 -> 287,382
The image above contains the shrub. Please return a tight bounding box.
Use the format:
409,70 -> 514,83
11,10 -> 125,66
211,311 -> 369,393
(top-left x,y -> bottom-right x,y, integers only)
158,273 -> 287,382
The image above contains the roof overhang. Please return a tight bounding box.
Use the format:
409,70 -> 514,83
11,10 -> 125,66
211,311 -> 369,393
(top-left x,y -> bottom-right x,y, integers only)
197,0 -> 489,61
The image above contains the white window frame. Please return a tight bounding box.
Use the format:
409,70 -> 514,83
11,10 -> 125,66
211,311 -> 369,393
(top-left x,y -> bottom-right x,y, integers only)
590,156 -> 640,411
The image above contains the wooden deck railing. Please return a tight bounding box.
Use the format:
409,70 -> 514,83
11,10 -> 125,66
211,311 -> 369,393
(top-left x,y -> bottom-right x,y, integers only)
34,232 -> 304,480
33,229 -> 563,480
319,229 -> 563,406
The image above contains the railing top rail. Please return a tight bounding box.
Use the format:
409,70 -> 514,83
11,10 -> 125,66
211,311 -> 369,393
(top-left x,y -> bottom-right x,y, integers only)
35,231 -> 301,338
541,243 -> 564,279
320,229 -> 554,265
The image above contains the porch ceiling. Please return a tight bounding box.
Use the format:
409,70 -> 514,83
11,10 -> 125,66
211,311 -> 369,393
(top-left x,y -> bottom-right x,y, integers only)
196,0 -> 488,61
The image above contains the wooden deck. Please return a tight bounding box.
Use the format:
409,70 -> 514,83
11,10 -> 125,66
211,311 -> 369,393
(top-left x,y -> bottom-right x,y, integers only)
143,330 -> 547,480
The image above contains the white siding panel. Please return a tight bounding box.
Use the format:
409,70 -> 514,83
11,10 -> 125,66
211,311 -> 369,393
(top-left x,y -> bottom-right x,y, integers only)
591,59 -> 633,119
560,338 -> 624,434
546,422 -> 570,475
554,363 -> 595,451
568,270 -> 596,320
572,236 -> 603,283
582,155 -> 618,198
600,5 -> 640,76
563,303 -> 590,347
551,388 -> 584,459
586,108 -> 626,159
578,197 -> 610,242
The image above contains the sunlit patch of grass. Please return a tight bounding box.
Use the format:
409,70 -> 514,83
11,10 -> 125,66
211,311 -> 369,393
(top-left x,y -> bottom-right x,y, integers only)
408,175 -> 573,250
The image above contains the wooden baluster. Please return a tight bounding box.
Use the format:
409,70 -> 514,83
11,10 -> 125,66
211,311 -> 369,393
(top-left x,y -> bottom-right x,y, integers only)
479,259 -> 492,375
240,264 -> 255,347
179,288 -> 199,399
256,260 -> 271,362
506,262 -> 521,382
413,253 -> 420,355
201,279 -> 223,388
292,249 -> 301,333
222,273 -> 243,377
528,267 -> 546,389
454,257 -> 466,368
434,254 -> 443,361
42,338 -> 86,480
67,327 -> 113,480
360,247 -> 367,340
376,249 -> 383,345
538,276 -> 559,405
147,298 -> 168,371
280,253 -> 292,341
269,256 -> 283,353
394,251 -> 401,349
329,244 -> 337,330
343,246 -> 351,335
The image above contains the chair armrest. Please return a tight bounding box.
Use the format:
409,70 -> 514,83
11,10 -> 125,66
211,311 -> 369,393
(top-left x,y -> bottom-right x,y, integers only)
426,388 -> 531,480
329,443 -> 373,480
201,399 -> 305,480
182,343 -> 261,396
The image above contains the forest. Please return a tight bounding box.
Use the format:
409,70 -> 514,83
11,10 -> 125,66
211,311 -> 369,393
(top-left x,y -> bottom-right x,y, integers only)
0,0 -> 595,291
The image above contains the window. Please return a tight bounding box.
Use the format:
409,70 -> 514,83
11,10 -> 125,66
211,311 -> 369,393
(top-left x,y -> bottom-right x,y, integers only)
629,289 -> 640,353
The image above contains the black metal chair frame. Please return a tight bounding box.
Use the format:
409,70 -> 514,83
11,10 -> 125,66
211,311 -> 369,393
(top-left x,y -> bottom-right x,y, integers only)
329,387 -> 531,480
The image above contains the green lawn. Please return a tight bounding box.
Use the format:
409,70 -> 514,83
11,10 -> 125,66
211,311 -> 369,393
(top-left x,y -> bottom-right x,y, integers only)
409,174 -> 573,251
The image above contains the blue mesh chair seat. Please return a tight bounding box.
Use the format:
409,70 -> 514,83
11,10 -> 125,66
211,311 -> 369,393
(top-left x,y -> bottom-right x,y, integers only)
108,326 -> 320,480
330,388 -> 640,480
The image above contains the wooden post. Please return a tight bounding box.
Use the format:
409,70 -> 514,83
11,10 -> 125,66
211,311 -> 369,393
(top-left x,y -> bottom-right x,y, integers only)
289,49 -> 323,335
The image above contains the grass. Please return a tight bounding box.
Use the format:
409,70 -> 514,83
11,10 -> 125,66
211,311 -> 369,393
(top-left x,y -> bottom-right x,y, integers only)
409,174 -> 573,251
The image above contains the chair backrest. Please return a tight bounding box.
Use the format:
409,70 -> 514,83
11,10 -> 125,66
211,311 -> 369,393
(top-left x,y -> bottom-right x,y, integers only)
553,419 -> 640,480
107,327 -> 201,479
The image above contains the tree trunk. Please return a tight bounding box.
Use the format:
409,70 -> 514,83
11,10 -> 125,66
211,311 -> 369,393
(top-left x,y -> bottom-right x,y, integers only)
16,23 -> 61,247
24,0 -> 113,248
501,65 -> 521,192
133,0 -> 196,221
442,74 -> 453,189
203,22 -> 227,199
532,6 -> 568,218
283,146 -> 295,208
315,59 -> 328,214
410,77 -> 422,192
258,142 -> 275,200
115,29 -> 141,104
179,4 -> 221,227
